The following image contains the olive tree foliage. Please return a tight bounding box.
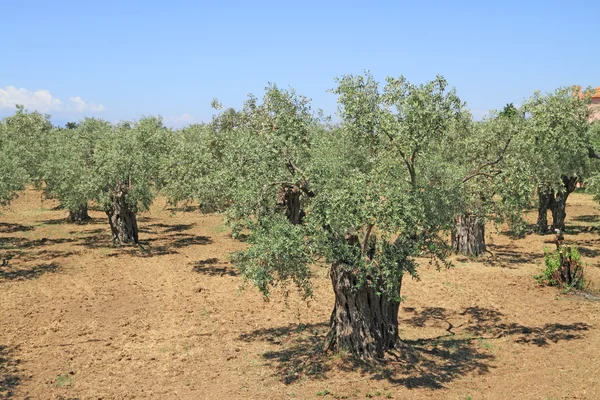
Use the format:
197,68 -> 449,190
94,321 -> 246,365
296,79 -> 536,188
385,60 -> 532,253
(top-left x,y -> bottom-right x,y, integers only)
442,104 -> 532,255
221,74 -> 467,358
584,120 -> 600,199
159,123 -> 232,212
162,84 -> 317,232
0,106 -> 52,203
42,118 -> 111,221
93,116 -> 170,244
520,87 -> 596,233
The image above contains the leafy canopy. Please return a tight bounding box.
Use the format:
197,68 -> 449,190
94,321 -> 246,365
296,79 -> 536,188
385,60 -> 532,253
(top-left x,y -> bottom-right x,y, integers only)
221,74 -> 470,300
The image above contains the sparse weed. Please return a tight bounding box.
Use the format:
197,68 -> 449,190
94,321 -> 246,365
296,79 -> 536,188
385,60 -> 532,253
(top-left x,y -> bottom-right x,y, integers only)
56,372 -> 72,388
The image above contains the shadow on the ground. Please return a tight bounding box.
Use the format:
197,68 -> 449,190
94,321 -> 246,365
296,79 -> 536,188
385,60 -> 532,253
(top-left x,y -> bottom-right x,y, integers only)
403,306 -> 591,347
0,262 -> 59,281
572,214 -> 600,223
73,223 -> 212,257
568,239 -> 600,258
0,345 -> 20,399
165,204 -> 201,213
0,219 -> 211,259
0,223 -> 34,233
485,244 -> 540,268
191,258 -> 238,276
147,223 -> 196,233
0,237 -> 75,249
40,217 -> 105,226
240,306 -> 592,389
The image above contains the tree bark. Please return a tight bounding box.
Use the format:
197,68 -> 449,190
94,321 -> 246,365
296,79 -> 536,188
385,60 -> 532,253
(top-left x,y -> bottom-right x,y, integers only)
550,176 -> 578,232
106,184 -> 138,244
451,214 -> 486,257
276,184 -> 303,225
325,263 -> 401,358
537,186 -> 554,234
68,204 -> 90,223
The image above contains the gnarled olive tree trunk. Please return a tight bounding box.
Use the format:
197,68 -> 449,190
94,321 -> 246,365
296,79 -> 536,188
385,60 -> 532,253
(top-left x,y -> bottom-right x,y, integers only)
550,176 -> 578,233
536,186 -> 554,234
537,176 -> 578,234
106,184 -> 138,244
451,214 -> 486,257
68,204 -> 90,223
276,184 -> 303,225
325,263 -> 401,358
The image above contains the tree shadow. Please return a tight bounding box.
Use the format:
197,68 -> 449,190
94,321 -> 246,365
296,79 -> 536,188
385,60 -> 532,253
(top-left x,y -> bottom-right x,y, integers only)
240,306 -> 592,389
0,345 -> 20,399
165,205 -> 201,213
0,237 -> 75,249
404,306 -> 591,347
0,262 -> 59,281
564,225 -> 600,234
568,239 -> 600,258
40,217 -> 104,226
239,323 -> 330,384
15,250 -> 79,263
169,234 -> 212,248
73,227 -> 212,257
0,223 -> 34,233
191,258 -> 238,276
485,244 -> 541,268
572,215 -> 600,223
147,223 -> 196,233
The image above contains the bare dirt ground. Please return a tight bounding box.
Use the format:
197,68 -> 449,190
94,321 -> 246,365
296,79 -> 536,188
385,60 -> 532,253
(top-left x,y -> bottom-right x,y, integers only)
1,189 -> 600,400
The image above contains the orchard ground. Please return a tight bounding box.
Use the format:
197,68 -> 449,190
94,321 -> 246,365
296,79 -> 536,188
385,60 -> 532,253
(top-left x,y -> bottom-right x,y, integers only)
1,189 -> 600,400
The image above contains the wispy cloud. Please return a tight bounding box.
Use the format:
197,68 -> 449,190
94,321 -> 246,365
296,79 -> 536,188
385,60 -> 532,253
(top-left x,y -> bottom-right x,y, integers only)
0,86 -> 106,113
67,96 -> 106,113
163,113 -> 196,127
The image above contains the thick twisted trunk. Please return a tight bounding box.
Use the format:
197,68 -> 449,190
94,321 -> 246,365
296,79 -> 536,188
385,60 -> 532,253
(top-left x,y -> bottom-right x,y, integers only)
537,187 -> 554,234
452,214 -> 486,257
325,263 -> 401,358
550,176 -> 578,233
276,184 -> 303,225
106,185 -> 138,244
68,204 -> 90,223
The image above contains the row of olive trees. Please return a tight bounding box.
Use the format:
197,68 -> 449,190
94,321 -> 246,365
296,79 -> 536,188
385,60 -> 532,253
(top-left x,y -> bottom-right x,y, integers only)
0,110 -> 169,244
0,78 -> 598,358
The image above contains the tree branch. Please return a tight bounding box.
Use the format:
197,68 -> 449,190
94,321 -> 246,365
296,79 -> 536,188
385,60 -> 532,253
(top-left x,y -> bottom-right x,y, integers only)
256,181 -> 291,219
588,147 -> 600,160
361,222 -> 374,260
462,137 -> 512,183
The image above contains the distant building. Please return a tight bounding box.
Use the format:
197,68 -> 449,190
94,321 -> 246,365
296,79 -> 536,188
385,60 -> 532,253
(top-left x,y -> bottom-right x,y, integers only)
590,87 -> 600,122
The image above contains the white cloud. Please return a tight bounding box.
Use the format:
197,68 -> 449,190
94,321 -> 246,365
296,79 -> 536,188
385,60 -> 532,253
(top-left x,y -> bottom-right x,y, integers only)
67,96 -> 106,113
0,86 -> 105,114
163,113 -> 196,127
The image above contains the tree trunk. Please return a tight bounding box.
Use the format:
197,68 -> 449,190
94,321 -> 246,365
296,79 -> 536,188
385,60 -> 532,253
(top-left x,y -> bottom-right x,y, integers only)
537,187 -> 554,234
106,185 -> 138,244
325,263 -> 401,358
276,184 -> 303,225
451,214 -> 486,257
550,176 -> 578,233
68,204 -> 90,223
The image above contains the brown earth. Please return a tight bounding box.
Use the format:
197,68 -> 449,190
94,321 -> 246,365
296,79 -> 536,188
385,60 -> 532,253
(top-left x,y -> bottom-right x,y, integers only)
1,189 -> 600,400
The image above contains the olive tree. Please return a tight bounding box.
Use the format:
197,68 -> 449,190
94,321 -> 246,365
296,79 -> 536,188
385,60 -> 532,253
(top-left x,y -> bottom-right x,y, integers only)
0,105 -> 53,200
159,122 -> 232,212
93,117 -> 169,244
445,104 -> 531,256
42,118 -> 111,222
0,118 -> 30,204
217,75 -> 466,358
521,87 -> 596,233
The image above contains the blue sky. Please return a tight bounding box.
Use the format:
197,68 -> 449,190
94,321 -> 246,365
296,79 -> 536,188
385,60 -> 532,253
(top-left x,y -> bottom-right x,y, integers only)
0,0 -> 598,126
